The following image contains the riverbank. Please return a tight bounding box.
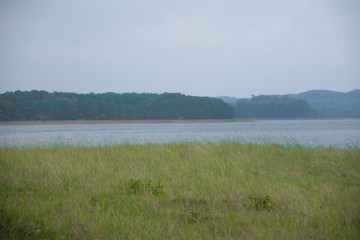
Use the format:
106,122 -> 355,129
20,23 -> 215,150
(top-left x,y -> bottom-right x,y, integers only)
1,142 -> 359,239
0,119 -> 253,126
1,117 -> 358,126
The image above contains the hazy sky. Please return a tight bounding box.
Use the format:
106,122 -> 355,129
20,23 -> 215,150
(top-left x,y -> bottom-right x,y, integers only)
1,0 -> 359,97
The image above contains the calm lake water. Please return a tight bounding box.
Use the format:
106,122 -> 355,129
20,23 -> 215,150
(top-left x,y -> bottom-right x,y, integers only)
0,119 -> 359,148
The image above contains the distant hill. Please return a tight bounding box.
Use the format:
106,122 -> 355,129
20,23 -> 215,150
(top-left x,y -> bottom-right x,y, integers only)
218,96 -> 238,106
234,95 -> 319,118
288,90 -> 360,117
219,89 -> 360,118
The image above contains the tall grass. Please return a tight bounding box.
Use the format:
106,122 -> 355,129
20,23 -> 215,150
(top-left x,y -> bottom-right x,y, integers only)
1,142 -> 359,239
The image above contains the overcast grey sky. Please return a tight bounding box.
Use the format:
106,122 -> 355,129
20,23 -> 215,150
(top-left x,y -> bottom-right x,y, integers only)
1,0 -> 359,97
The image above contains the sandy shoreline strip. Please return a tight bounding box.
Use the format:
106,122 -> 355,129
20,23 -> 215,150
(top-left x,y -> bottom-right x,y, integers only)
0,119 -> 253,126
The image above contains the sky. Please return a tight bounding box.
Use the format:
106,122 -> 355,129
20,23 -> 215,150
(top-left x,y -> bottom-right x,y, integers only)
1,0 -> 359,98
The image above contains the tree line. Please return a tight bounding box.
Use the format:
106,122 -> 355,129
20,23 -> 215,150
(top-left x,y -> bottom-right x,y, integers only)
0,90 -> 235,121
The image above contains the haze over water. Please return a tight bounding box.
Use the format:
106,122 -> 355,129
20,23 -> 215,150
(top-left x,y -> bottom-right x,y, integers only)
1,119 -> 359,148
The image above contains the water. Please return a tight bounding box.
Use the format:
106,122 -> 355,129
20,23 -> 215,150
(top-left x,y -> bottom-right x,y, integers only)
0,119 -> 359,148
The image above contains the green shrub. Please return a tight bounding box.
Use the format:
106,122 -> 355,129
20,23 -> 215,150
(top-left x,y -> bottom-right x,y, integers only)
123,178 -> 164,196
249,195 -> 275,210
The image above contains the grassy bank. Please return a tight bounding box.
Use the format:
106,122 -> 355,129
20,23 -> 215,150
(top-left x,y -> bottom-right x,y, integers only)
1,142 -> 359,239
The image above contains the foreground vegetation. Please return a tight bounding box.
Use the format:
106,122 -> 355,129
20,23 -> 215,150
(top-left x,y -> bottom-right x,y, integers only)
1,142 -> 359,239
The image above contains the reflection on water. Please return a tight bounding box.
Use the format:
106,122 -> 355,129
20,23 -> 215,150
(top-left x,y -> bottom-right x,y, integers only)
0,119 -> 359,148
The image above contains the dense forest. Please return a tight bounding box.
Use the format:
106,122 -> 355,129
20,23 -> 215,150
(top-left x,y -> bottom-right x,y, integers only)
0,90 -> 235,121
2,89 -> 357,121
234,95 -> 319,118
288,90 -> 360,117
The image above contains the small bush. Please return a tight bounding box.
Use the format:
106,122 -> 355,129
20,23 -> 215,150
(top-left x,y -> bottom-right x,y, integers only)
249,195 -> 275,210
124,178 -> 164,196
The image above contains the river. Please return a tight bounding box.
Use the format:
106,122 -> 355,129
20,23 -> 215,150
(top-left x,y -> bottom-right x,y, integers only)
0,119 -> 359,148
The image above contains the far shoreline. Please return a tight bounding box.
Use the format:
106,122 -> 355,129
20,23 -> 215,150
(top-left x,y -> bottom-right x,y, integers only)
0,119 -> 254,126
0,117 -> 358,126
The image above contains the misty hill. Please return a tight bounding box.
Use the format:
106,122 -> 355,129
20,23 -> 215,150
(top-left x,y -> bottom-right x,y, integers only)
218,96 -> 238,106
0,90 -> 235,121
288,90 -> 360,117
234,95 -> 318,118
220,89 -> 360,118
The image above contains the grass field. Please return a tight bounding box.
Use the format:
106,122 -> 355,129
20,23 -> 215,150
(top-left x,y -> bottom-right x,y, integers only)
1,142 -> 359,239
